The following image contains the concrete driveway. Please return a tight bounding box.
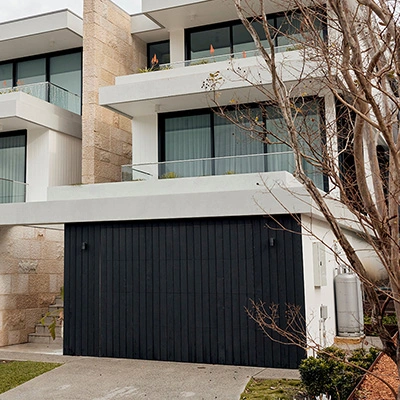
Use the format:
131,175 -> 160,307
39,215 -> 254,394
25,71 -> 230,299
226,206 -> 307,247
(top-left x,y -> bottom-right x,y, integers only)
0,344 -> 299,400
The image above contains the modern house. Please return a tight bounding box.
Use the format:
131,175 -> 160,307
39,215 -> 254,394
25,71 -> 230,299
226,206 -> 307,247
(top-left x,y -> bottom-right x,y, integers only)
0,9 -> 83,348
0,0 -> 375,368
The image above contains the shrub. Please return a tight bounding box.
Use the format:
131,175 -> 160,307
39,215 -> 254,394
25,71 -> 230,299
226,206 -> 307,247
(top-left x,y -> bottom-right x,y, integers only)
299,346 -> 378,400
160,171 -> 179,179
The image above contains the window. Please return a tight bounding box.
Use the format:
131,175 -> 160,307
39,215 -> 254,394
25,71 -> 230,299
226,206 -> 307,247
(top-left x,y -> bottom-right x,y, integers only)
16,58 -> 46,86
232,22 -> 270,54
159,99 -> 326,189
0,131 -> 26,204
147,41 -> 170,68
16,58 -> 47,101
0,63 -> 12,89
189,26 -> 230,60
50,52 -> 82,114
186,10 -> 326,60
214,108 -> 265,174
0,49 -> 82,114
163,112 -> 212,177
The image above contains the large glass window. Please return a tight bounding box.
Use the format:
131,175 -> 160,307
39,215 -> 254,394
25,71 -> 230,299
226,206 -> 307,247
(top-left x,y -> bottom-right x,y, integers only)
148,41 -> 170,68
232,21 -> 270,54
162,112 -> 212,177
276,13 -> 303,49
160,99 -> 326,189
214,108 -> 264,174
0,49 -> 82,114
0,132 -> 26,203
16,58 -> 47,101
16,58 -> 46,85
0,63 -> 12,89
189,26 -> 230,60
186,10 -> 326,60
50,52 -> 82,114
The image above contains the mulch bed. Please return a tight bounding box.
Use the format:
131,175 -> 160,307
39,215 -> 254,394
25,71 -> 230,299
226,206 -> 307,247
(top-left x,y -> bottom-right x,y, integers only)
354,353 -> 399,399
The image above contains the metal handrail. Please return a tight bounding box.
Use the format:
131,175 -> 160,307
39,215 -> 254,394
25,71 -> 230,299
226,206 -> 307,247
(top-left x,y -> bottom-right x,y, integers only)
0,177 -> 28,186
0,81 -> 81,114
122,151 -> 294,170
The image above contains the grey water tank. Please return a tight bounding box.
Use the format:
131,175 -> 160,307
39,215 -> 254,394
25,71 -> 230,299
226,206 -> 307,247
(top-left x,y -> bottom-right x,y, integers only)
334,272 -> 364,336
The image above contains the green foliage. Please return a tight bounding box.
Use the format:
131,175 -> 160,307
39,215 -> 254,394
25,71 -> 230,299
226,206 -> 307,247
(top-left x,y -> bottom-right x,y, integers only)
348,347 -> 379,370
160,171 -> 179,179
137,65 -> 172,73
138,66 -> 155,73
0,87 -> 20,94
240,378 -> 304,400
364,314 -> 397,325
0,361 -> 61,394
40,287 -> 64,340
190,59 -> 209,66
299,346 -> 379,400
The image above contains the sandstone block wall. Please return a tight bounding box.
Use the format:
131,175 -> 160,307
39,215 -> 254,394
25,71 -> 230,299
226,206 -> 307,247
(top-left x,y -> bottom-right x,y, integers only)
82,0 -> 146,183
0,226 -> 64,346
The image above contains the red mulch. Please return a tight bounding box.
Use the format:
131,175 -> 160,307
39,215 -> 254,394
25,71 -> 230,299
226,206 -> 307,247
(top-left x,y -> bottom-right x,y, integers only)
355,354 -> 399,400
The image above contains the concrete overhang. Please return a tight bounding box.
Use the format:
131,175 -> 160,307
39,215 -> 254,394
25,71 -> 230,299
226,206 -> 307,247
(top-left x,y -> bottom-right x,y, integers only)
0,9 -> 83,61
0,172 -> 312,226
134,0 -> 297,42
99,53 -> 322,118
0,92 -> 82,138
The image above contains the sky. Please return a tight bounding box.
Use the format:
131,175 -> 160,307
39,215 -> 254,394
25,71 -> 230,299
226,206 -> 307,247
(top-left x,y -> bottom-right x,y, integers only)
0,0 -> 141,22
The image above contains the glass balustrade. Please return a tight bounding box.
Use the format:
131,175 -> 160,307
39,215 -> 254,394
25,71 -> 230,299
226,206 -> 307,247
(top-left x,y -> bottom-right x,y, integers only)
122,152 -> 325,189
0,82 -> 81,114
0,178 -> 27,204
122,152 -> 294,181
140,45 -> 306,73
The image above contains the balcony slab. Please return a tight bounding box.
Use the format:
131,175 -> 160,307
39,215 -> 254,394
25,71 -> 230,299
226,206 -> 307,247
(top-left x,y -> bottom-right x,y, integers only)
0,10 -> 82,61
0,172 -> 313,226
0,92 -> 81,138
100,53 -> 322,118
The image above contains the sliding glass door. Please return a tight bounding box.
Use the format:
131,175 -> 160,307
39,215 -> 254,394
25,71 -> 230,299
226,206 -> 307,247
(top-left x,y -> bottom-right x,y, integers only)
214,109 -> 264,175
163,112 -> 212,178
0,132 -> 26,203
159,99 -> 326,190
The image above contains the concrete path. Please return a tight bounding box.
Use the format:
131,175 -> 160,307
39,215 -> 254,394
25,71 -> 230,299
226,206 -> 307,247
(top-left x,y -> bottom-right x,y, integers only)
0,343 -> 300,400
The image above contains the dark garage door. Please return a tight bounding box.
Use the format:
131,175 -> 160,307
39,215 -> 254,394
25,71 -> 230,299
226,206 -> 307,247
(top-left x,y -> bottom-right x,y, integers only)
64,215 -> 305,368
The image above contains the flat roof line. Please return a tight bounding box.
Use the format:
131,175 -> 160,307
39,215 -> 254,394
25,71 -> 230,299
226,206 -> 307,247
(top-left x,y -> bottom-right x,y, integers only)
0,9 -> 82,26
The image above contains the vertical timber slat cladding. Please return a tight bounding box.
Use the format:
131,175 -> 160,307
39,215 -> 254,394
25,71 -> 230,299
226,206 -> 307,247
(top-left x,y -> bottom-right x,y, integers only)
64,215 -> 305,368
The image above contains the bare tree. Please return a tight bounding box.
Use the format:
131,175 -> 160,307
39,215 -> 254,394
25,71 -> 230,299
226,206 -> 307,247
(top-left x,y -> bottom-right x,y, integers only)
205,0 -> 400,393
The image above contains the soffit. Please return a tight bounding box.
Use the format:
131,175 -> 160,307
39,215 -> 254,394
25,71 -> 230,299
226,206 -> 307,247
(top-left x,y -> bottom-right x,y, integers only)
0,10 -> 83,62
133,0 -> 290,42
0,92 -> 82,138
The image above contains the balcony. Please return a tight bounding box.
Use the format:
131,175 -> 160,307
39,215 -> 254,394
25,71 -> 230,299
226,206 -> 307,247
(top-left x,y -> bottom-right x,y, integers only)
0,82 -> 81,115
0,178 -> 27,204
100,50 -> 317,118
122,152 -> 324,190
139,47 -> 303,72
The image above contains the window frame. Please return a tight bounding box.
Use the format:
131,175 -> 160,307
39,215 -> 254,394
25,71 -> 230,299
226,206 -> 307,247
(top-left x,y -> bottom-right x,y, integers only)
147,40 -> 171,68
185,9 -> 327,61
0,48 -> 83,114
0,129 -> 27,203
158,99 -> 328,190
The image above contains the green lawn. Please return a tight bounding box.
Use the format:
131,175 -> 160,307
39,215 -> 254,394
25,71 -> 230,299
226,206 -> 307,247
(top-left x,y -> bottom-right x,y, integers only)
0,360 -> 62,394
240,378 -> 305,400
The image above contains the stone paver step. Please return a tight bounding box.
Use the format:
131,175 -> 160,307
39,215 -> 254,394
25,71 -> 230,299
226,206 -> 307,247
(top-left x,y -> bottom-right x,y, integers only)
28,333 -> 62,345
28,296 -> 64,345
34,324 -> 62,336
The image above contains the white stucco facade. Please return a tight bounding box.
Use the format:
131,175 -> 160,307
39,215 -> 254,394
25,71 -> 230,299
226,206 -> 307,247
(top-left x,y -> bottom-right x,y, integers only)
0,1 -> 376,357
